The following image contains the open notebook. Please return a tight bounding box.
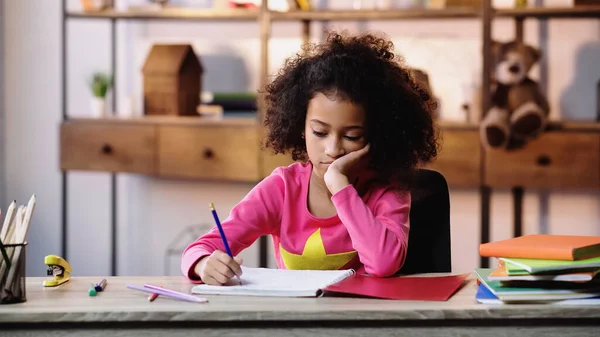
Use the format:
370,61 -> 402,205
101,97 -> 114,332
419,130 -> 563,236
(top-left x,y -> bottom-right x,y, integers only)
191,266 -> 355,297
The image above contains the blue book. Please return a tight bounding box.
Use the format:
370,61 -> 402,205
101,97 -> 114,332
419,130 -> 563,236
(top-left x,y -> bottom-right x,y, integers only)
475,283 -> 502,304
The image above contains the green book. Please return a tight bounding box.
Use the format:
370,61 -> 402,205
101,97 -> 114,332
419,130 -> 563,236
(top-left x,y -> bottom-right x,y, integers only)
500,256 -> 600,275
201,91 -> 257,102
212,92 -> 257,101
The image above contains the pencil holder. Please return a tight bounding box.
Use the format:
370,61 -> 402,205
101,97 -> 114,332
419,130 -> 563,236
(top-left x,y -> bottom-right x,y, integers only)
0,242 -> 27,304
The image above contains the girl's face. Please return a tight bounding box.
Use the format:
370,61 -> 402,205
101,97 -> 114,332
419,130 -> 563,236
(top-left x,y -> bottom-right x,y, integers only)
304,92 -> 367,179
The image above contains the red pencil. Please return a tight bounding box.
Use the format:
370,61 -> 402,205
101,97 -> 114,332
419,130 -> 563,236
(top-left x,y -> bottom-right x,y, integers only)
148,285 -> 162,302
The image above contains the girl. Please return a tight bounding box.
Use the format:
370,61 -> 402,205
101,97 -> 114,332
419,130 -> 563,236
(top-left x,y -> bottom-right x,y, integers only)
181,31 -> 439,285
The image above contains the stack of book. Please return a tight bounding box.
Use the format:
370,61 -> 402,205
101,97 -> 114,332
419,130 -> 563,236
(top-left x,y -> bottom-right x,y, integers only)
475,234 -> 600,305
197,91 -> 257,118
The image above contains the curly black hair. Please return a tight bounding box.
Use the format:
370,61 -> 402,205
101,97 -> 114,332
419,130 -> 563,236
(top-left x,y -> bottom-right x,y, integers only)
262,30 -> 440,189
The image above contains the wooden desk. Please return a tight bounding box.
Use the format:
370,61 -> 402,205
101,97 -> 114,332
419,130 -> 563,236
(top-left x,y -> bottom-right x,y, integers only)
0,275 -> 599,337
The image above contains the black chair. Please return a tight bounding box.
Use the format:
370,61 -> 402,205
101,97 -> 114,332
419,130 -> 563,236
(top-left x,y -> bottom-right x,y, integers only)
396,169 -> 451,275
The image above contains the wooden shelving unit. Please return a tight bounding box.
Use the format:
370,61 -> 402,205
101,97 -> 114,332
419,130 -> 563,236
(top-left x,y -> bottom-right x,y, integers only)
66,7 -> 260,20
494,5 -> 600,18
60,0 -> 600,275
64,4 -> 600,20
270,8 -> 479,20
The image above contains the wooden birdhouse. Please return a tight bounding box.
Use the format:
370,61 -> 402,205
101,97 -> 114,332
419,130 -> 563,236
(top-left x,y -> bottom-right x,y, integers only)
142,44 -> 203,116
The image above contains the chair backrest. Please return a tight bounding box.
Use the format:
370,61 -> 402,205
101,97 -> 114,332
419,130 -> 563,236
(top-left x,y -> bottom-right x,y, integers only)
396,169 -> 451,275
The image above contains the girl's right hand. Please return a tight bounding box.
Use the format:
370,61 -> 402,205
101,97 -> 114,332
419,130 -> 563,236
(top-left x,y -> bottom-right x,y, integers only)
195,250 -> 244,286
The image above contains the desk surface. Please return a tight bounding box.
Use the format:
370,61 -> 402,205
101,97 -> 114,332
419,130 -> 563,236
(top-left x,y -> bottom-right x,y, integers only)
1,274 -> 600,324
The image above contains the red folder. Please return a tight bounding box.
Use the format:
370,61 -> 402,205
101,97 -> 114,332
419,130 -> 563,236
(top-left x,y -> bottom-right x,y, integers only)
323,273 -> 470,301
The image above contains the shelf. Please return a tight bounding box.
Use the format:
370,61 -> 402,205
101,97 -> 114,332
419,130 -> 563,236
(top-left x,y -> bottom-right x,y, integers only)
64,117 -> 600,132
66,116 -> 481,131
65,115 -> 259,127
67,8 -> 259,21
494,6 -> 600,18
68,7 -> 479,22
66,6 -> 600,22
60,118 -> 263,182
545,121 -> 600,132
59,118 -> 484,186
436,120 -> 478,130
270,8 -> 479,21
484,131 -> 600,190
432,120 -> 600,133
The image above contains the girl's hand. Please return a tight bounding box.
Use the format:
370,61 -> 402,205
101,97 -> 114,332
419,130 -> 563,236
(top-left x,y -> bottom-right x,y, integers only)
195,250 -> 243,286
324,144 -> 370,195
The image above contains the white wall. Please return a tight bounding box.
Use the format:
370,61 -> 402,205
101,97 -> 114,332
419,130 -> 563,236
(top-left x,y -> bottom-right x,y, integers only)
2,0 -> 599,278
3,0 -> 63,276
0,0 -> 5,209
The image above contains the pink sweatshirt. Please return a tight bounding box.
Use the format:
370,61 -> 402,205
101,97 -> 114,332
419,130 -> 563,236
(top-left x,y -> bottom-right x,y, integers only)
181,162 -> 411,282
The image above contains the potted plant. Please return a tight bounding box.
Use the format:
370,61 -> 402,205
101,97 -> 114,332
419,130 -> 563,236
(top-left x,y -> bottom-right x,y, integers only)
89,72 -> 112,118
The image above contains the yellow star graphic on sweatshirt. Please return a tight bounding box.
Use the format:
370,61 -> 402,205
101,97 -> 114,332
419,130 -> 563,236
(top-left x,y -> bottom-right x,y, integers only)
279,228 -> 357,270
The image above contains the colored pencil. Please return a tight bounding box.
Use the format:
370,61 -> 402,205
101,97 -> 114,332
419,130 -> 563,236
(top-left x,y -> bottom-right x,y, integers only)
0,201 -> 16,242
144,284 -> 192,300
209,202 -> 242,285
126,284 -> 208,303
148,292 -> 159,302
3,195 -> 36,290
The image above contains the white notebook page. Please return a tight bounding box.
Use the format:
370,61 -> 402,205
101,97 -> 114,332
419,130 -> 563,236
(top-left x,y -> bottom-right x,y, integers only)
191,266 -> 355,297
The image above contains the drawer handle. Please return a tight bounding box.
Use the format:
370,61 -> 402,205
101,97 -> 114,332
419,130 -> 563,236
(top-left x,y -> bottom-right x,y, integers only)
101,144 -> 113,155
536,155 -> 552,167
203,148 -> 214,159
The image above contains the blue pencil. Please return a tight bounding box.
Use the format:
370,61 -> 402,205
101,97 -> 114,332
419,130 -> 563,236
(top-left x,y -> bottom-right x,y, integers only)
209,203 -> 242,285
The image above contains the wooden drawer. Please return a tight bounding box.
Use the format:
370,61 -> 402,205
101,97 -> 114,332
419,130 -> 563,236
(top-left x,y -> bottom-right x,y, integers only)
158,125 -> 260,182
485,132 -> 600,189
60,122 -> 157,174
425,129 -> 481,188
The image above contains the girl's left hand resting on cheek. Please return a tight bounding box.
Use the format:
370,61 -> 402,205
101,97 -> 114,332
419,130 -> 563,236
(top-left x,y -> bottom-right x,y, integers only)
324,144 -> 370,195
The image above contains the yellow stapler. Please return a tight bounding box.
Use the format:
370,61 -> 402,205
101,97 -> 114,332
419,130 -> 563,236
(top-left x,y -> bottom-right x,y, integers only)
43,255 -> 72,287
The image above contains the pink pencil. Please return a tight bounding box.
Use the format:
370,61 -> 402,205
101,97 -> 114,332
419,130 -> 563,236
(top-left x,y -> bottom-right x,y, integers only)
127,284 -> 208,303
143,283 -> 201,303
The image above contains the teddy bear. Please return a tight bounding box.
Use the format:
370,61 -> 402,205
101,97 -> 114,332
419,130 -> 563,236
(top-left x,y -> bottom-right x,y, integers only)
480,40 -> 550,150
